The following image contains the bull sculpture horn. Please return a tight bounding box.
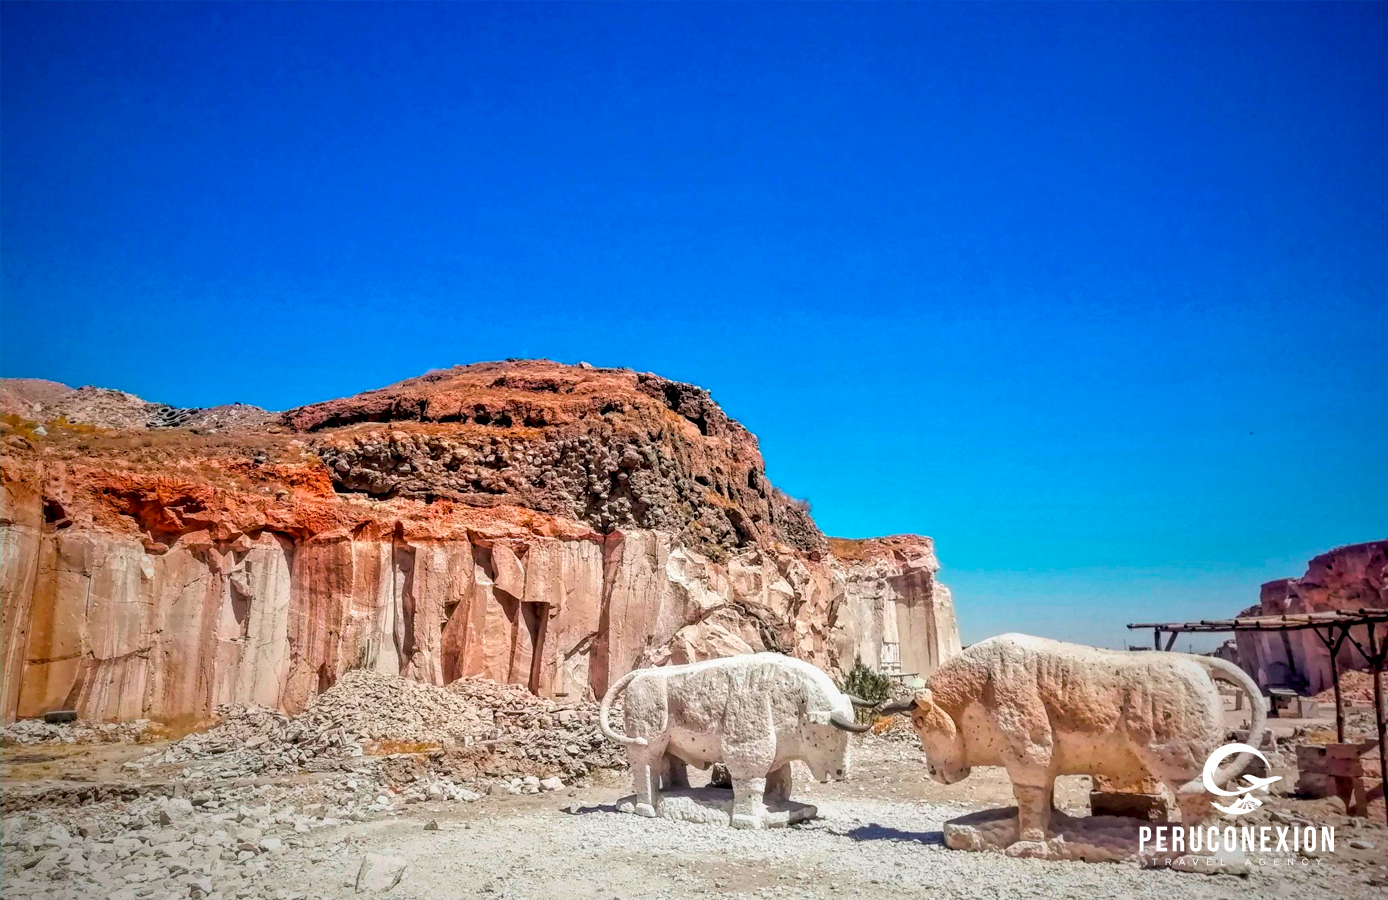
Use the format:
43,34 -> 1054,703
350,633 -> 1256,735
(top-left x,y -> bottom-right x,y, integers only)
875,698 -> 918,716
846,694 -> 875,708
829,712 -> 873,733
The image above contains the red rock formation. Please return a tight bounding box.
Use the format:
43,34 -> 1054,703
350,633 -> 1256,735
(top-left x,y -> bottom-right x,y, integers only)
0,362 -> 960,722
1234,541 -> 1387,696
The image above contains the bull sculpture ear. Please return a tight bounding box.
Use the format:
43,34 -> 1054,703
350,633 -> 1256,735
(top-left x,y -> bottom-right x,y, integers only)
807,710 -> 831,725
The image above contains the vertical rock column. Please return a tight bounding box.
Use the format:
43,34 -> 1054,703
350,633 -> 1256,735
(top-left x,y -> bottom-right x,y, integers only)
0,482 -> 43,722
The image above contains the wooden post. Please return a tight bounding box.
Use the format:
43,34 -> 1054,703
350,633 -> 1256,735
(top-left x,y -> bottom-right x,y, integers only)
1330,631 -> 1345,744
1153,628 -> 1161,650
1366,625 -> 1387,828
1311,626 -> 1347,743
1348,621 -> 1388,828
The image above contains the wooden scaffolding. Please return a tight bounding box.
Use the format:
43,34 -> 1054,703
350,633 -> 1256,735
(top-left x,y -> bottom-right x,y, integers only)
1127,609 -> 1388,825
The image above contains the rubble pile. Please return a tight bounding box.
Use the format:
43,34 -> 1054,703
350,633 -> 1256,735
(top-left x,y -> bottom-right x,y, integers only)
305,670 -> 492,745
142,670 -> 625,782
1,718 -> 160,747
0,780 -> 409,900
445,677 -> 627,776
142,705 -> 339,777
869,713 -> 919,744
1287,709 -> 1380,748
1312,670 -> 1380,706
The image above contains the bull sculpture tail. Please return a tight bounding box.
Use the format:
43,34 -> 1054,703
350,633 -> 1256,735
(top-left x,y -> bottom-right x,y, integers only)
1179,654 -> 1269,793
598,669 -> 649,746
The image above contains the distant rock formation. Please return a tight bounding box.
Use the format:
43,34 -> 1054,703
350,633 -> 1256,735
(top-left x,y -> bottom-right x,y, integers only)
1234,540 -> 1387,696
1,378 -> 271,432
0,361 -> 961,722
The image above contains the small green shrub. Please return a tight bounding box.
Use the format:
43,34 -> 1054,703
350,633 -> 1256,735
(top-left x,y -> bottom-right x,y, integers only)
839,656 -> 892,723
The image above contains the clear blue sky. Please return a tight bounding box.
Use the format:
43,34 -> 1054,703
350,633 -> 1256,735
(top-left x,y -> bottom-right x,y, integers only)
3,2 -> 1384,650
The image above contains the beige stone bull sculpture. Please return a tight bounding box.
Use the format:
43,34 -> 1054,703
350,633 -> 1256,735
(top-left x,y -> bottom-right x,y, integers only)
879,633 -> 1267,857
599,653 -> 873,828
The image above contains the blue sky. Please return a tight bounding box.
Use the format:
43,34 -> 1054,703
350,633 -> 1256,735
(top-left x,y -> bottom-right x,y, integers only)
2,2 -> 1384,649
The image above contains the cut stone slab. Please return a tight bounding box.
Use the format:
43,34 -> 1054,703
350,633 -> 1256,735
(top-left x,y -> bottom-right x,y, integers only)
615,788 -> 817,829
943,807 -> 1249,875
355,853 -> 407,892
1089,790 -> 1170,822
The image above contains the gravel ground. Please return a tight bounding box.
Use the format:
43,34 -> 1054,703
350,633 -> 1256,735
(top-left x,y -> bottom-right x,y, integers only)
252,784 -> 1360,900
4,724 -> 1384,900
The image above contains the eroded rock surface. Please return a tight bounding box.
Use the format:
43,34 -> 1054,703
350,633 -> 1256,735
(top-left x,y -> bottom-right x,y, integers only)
1234,541 -> 1387,696
0,361 -> 960,723
285,361 -> 820,556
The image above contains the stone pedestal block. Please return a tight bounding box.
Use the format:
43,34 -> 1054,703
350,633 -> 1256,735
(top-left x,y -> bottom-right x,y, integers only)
942,807 -> 1248,874
615,788 -> 817,828
1089,790 -> 1171,822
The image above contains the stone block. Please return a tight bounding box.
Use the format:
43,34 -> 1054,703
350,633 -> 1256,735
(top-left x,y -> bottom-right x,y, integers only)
615,788 -> 816,829
942,806 -> 1248,874
1089,790 -> 1171,822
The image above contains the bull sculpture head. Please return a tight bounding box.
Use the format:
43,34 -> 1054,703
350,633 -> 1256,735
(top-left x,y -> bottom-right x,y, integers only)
877,690 -> 969,784
804,693 -> 874,782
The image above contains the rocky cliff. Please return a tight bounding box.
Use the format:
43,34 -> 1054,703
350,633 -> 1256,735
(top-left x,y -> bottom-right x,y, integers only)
0,361 -> 960,722
1234,540 -> 1387,696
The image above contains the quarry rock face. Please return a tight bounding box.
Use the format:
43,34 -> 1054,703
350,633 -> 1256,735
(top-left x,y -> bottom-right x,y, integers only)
1234,540 -> 1387,696
829,536 -> 961,679
0,361 -> 960,722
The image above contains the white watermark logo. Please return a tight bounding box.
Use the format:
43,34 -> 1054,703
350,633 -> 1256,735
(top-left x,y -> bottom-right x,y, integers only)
1202,742 -> 1282,815
1139,741 -> 1335,865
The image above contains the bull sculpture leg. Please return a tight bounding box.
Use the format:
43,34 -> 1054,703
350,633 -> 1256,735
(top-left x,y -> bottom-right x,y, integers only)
662,755 -> 690,790
628,739 -> 670,817
1135,742 -> 1217,856
1176,786 -> 1214,832
1006,775 -> 1055,858
987,681 -> 1058,857
724,740 -> 776,829
619,673 -> 671,817
729,775 -> 769,829
765,764 -> 792,804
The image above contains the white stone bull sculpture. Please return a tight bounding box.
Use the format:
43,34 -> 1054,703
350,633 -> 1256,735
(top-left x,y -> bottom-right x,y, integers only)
598,653 -> 872,828
880,633 -> 1267,857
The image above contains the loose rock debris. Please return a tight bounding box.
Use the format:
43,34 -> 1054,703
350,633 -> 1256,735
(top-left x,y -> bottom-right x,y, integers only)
129,671 -> 626,782
4,672 -> 1386,900
2,718 -> 162,746
1,670 -> 631,900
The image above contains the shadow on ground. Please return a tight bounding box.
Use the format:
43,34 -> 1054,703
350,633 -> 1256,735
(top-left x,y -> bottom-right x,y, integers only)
561,802 -> 620,816
843,824 -> 946,845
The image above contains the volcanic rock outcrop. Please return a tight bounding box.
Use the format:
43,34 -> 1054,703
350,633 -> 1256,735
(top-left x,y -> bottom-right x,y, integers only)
1234,540 -> 1387,696
0,361 -> 960,723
